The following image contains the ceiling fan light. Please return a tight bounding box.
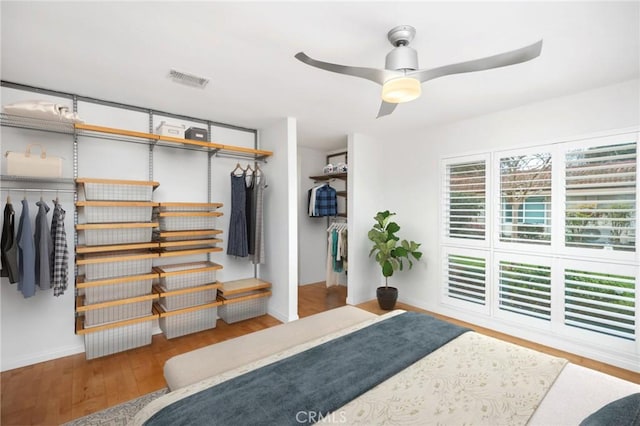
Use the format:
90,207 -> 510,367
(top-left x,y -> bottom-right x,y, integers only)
381,77 -> 421,103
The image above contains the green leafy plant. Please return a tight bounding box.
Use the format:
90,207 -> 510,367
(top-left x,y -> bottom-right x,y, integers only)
368,210 -> 422,287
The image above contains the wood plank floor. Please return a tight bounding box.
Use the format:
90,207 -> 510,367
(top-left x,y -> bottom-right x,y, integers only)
1,282 -> 638,425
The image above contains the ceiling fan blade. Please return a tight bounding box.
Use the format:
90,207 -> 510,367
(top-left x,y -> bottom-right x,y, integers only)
295,52 -> 399,85
408,39 -> 543,83
376,101 -> 398,118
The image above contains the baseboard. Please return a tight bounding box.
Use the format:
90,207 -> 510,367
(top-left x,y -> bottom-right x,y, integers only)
268,307 -> 297,323
1,342 -> 85,372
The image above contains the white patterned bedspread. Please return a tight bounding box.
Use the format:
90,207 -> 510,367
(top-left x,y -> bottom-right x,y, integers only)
330,332 -> 567,425
134,310 -> 568,425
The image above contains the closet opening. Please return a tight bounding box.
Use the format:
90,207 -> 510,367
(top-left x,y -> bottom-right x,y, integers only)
298,149 -> 348,318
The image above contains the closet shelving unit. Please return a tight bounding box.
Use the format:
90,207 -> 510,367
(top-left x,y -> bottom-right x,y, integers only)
153,202 -> 225,339
0,83 -> 274,358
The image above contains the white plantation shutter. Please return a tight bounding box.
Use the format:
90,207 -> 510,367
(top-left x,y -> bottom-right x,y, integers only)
498,260 -> 551,321
499,153 -> 552,244
564,268 -> 635,340
445,253 -> 486,305
445,160 -> 486,240
565,142 -> 636,252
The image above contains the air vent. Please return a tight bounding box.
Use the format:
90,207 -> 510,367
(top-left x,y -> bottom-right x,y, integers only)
168,69 -> 210,88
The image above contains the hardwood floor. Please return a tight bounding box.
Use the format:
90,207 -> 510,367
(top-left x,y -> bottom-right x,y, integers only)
1,282 -> 638,425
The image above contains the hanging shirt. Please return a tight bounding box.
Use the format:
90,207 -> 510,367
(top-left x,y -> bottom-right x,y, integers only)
35,200 -> 53,290
50,201 -> 69,296
315,185 -> 337,217
17,199 -> 36,298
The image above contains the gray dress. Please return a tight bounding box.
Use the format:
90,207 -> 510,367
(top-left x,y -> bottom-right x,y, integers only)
227,172 -> 248,257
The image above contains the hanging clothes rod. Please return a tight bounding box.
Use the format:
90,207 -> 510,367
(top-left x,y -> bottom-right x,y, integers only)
0,187 -> 75,193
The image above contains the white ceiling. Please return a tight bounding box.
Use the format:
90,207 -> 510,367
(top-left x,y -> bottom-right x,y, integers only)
1,1 -> 638,151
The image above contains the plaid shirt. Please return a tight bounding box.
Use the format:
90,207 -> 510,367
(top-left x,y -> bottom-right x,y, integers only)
50,201 -> 69,297
314,185 -> 337,217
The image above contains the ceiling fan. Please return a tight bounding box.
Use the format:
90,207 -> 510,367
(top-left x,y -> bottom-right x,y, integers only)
295,25 -> 543,118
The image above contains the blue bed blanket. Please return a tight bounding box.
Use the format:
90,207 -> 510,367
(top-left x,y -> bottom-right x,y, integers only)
144,311 -> 469,426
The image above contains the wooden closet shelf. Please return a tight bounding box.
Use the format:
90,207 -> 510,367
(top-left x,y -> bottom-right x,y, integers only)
157,247 -> 223,257
75,177 -> 160,187
155,229 -> 223,238
218,290 -> 272,304
153,282 -> 222,298
158,238 -> 223,249
76,201 -> 159,207
153,300 -> 222,317
76,313 -> 157,335
76,272 -> 159,288
76,242 -> 158,254
336,191 -> 347,197
157,211 -> 223,217
76,222 -> 158,230
309,172 -> 347,181
157,202 -> 223,209
76,293 -> 159,312
219,278 -> 272,296
76,250 -> 159,265
74,123 -> 273,158
153,261 -> 223,276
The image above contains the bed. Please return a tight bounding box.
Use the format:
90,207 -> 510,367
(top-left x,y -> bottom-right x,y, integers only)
133,307 -> 640,425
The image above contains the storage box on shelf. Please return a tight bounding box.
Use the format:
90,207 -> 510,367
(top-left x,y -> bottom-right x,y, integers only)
154,261 -> 222,290
77,250 -> 158,281
218,278 -> 272,324
76,273 -> 157,304
156,282 -> 221,312
76,293 -> 158,327
76,201 -> 157,223
154,301 -> 222,339
76,314 -> 156,360
76,177 -> 159,202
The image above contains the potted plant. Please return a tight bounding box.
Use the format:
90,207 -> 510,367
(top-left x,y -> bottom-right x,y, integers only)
368,210 -> 422,310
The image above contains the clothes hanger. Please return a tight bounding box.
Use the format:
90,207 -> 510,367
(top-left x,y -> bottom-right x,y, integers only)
231,162 -> 244,176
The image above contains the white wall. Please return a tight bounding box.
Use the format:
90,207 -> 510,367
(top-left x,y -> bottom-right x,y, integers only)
0,86 -> 270,371
348,78 -> 640,370
259,117 -> 299,322
297,147 -> 328,285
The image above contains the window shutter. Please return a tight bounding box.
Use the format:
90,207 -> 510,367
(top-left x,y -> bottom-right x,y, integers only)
564,268 -> 635,340
565,142 -> 636,252
499,153 -> 552,244
446,253 -> 486,305
445,161 -> 486,240
498,260 -> 551,321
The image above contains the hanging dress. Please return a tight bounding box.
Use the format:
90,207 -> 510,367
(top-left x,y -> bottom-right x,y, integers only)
245,171 -> 256,256
1,202 -> 18,283
16,199 -> 36,298
227,171 -> 249,257
252,172 -> 266,265
50,200 -> 69,296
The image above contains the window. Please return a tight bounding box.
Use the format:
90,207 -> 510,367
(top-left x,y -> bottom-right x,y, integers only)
444,159 -> 487,241
499,152 -> 551,244
441,131 -> 638,356
565,142 -> 636,251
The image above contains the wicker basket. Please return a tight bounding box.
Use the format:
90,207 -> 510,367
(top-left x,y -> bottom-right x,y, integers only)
156,262 -> 222,290
159,305 -> 218,339
81,274 -> 155,304
83,318 -> 153,360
